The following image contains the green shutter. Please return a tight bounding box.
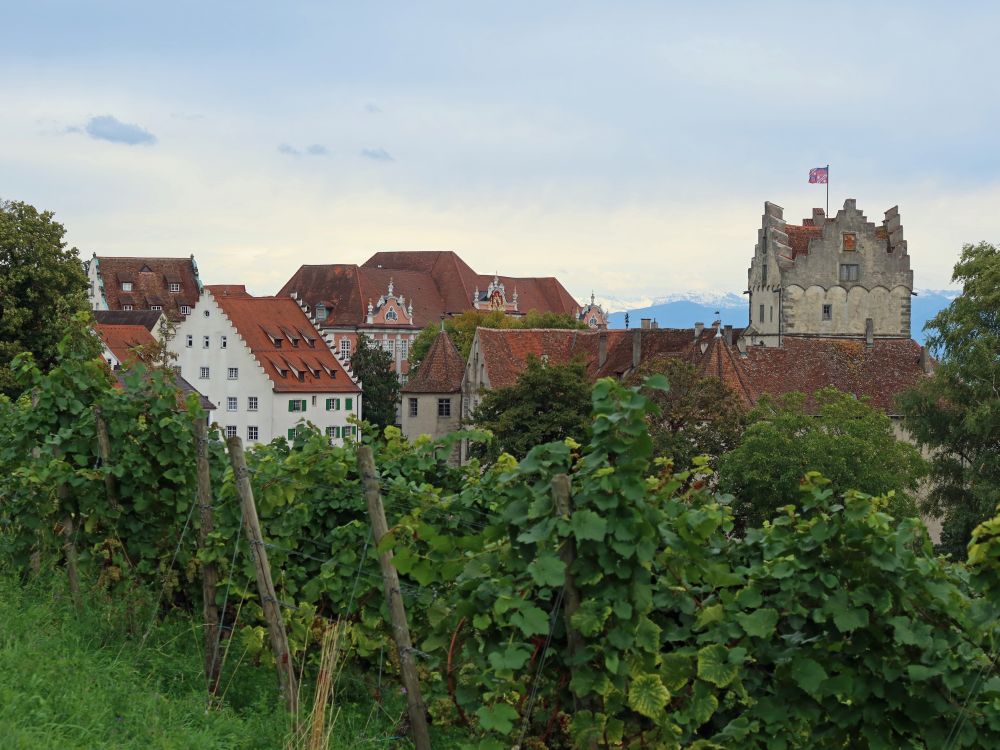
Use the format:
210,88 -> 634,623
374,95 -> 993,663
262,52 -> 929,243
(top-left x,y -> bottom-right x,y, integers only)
325,398 -> 333,411
287,428 -> 295,440
345,397 -> 353,410
288,401 -> 294,412
299,399 -> 306,411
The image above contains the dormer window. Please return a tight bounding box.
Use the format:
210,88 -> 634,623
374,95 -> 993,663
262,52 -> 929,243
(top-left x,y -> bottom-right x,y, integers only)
180,305 -> 191,315
169,282 -> 181,293
385,307 -> 398,322
121,282 -> 133,292
315,304 -> 327,321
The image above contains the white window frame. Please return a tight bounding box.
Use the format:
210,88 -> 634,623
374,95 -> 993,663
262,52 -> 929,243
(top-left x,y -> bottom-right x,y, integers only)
199,366 -> 210,379
221,335 -> 228,349
247,425 -> 259,441
169,282 -> 181,293
185,335 -> 193,348
227,397 -> 238,412
122,282 -> 133,292
228,367 -> 239,380
248,396 -> 259,411
180,305 -> 191,315
226,425 -> 238,438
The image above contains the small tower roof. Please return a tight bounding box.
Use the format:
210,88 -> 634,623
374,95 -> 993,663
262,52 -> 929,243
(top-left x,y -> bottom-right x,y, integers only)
402,330 -> 465,394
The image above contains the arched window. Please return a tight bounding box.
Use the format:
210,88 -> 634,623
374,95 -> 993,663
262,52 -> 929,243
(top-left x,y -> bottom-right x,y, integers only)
385,307 -> 398,322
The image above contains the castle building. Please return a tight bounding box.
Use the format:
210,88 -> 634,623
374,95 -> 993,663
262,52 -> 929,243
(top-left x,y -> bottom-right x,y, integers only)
400,329 -> 465,463
745,199 -> 913,346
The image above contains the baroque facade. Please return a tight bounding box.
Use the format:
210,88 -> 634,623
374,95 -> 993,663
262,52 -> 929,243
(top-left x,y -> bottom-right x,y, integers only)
745,199 -> 913,346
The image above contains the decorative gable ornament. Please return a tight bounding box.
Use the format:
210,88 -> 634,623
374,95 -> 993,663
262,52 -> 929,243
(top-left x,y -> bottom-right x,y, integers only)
578,292 -> 608,329
473,274 -> 519,313
366,278 -> 415,325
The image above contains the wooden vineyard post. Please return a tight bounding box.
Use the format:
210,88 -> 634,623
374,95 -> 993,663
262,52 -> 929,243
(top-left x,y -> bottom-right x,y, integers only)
196,420 -> 221,694
552,473 -> 594,726
357,445 -> 432,750
59,485 -> 82,613
226,436 -> 299,720
93,406 -> 121,510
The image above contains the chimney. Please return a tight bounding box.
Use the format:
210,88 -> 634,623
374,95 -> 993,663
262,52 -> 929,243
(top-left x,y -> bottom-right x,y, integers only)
724,324 -> 733,346
632,329 -> 642,369
651,319 -> 659,329
694,321 -> 704,339
865,318 -> 874,348
640,318 -> 651,330
919,346 -> 935,374
812,207 -> 826,224
598,331 -> 608,368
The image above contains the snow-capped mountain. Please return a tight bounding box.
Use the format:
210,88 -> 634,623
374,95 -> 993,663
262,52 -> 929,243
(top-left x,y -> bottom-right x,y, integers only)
598,289 -> 958,345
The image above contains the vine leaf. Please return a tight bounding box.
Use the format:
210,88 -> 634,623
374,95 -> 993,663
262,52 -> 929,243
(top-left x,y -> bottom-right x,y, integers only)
627,673 -> 672,718
736,607 -> 779,638
476,703 -> 518,734
510,604 -> 550,637
697,644 -> 738,687
791,657 -> 828,696
527,553 -> 566,587
571,510 -> 608,541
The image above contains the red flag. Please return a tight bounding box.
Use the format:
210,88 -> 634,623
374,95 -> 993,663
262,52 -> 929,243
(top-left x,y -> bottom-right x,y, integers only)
809,166 -> 829,184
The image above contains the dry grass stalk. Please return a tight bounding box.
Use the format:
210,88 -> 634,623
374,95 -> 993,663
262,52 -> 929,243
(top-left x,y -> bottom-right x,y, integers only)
289,620 -> 343,750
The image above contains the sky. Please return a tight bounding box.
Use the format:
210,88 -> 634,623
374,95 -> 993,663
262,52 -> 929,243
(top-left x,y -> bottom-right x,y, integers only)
3,1 -> 999,308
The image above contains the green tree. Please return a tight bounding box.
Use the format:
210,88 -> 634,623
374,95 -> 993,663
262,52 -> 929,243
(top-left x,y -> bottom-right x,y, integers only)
408,309 -> 585,373
351,334 -> 401,432
717,387 -> 926,528
469,354 -> 592,460
900,241 -> 1000,558
625,357 -> 746,469
0,200 -> 90,398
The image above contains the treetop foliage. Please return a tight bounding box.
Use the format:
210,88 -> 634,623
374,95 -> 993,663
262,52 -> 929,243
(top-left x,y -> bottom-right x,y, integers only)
901,241 -> 1000,558
408,309 -> 585,373
718,386 -> 926,529
350,333 -> 401,432
0,199 -> 90,398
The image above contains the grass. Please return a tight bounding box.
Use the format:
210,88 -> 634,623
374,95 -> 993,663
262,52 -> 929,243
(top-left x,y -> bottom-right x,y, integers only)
0,568 -> 469,749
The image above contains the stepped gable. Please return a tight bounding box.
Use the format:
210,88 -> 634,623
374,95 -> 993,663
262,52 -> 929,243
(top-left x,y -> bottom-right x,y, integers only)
94,323 -> 156,364
734,337 -> 926,415
402,330 -> 464,394
95,256 -> 200,319
92,309 -> 163,331
211,291 -> 357,393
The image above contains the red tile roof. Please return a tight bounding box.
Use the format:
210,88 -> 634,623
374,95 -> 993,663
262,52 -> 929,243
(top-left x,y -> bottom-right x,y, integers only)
278,251 -> 580,328
783,224 -> 823,258
723,337 -> 927,415
95,256 -> 201,320
402,330 -> 465,393
92,310 -> 163,331
474,326 -> 927,417
94,324 -> 157,365
210,292 -> 358,393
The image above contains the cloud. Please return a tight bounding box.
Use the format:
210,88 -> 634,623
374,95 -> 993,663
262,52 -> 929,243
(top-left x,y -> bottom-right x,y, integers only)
305,144 -> 329,156
278,143 -> 300,156
364,102 -> 381,114
82,115 -> 156,145
361,147 -> 393,162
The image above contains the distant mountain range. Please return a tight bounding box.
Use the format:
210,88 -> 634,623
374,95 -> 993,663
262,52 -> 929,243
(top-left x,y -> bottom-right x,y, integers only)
599,290 -> 958,345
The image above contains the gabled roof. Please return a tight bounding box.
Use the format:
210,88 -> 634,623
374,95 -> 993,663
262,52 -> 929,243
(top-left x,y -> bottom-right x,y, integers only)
402,330 -> 465,393
718,337 -> 927,415
94,256 -> 201,319
279,251 -> 581,328
94,323 -> 157,365
92,310 -> 163,331
209,290 -> 358,393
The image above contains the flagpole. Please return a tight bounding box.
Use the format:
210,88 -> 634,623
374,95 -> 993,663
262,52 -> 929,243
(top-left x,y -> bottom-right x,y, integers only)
826,163 -> 830,216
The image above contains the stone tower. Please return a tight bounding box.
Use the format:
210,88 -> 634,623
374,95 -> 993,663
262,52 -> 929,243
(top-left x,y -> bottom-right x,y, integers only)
745,199 -> 913,346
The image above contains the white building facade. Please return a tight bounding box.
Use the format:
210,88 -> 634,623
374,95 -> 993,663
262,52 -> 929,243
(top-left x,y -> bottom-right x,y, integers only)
170,286 -> 361,446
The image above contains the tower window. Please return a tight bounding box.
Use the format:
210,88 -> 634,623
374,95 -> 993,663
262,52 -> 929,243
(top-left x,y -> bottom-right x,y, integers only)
840,264 -> 860,282
762,264 -> 768,286
759,304 -> 765,323
822,304 -> 832,321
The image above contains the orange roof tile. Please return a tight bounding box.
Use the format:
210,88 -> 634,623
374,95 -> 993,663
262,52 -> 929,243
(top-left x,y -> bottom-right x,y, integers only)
211,292 -> 358,393
94,324 -> 157,365
402,330 -> 465,393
